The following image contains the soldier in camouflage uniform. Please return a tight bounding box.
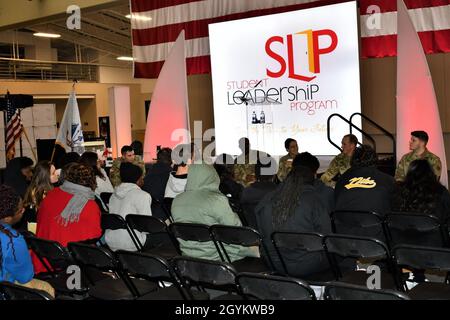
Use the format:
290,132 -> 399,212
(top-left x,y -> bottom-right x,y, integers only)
277,138 -> 299,182
110,145 -> 146,187
395,130 -> 442,181
320,134 -> 358,187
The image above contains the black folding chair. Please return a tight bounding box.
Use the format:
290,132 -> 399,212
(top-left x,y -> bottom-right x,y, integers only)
68,242 -> 157,300
172,256 -> 241,300
0,282 -> 53,300
101,213 -> 141,251
324,282 -> 410,300
331,210 -> 388,243
393,245 -> 450,299
236,272 -> 316,300
26,237 -> 91,296
386,212 -> 449,248
152,198 -> 174,223
115,250 -> 190,300
324,234 -> 399,290
168,222 -> 215,248
125,214 -> 180,259
210,225 -> 273,273
271,232 -> 335,285
100,192 -> 113,208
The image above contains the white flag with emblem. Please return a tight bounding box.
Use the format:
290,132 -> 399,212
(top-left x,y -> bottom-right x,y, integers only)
55,90 -> 85,154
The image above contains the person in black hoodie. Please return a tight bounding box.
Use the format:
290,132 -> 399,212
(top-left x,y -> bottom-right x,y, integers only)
255,165 -> 332,277
4,157 -> 34,198
335,145 -> 394,216
392,159 -> 450,222
240,158 -> 277,229
142,147 -> 173,220
293,152 -> 334,215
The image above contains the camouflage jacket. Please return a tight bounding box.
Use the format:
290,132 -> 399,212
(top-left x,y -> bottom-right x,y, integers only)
109,155 -> 146,187
276,154 -> 295,182
395,148 -> 442,181
320,153 -> 351,187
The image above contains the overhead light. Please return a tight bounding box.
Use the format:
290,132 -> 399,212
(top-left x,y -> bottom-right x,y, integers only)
125,14 -> 152,21
117,56 -> 134,61
33,32 -> 61,38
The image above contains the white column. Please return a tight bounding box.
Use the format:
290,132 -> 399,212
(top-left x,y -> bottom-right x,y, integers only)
108,86 -> 132,158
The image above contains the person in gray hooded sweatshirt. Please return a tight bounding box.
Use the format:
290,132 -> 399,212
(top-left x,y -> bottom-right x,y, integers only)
105,162 -> 152,251
164,143 -> 198,199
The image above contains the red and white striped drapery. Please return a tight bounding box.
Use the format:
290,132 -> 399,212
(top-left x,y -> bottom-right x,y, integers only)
130,0 -> 450,78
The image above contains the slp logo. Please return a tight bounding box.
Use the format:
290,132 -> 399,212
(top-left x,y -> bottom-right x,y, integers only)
345,177 -> 377,190
265,29 -> 338,82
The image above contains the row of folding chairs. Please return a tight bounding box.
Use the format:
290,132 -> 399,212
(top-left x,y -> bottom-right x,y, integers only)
0,278 -> 410,301
330,210 -> 450,249
271,231 -> 450,299
101,214 -> 274,274
8,235 -> 411,301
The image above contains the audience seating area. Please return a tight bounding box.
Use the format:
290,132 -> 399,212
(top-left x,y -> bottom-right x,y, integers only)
13,208 -> 450,300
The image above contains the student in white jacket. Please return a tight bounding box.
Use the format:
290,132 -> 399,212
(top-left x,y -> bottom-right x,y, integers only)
105,162 -> 152,251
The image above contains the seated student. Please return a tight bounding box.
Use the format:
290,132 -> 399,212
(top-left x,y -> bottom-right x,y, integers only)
105,163 -> 152,252
293,152 -> 335,214
142,147 -> 173,220
240,161 -> 277,229
392,159 -> 450,222
335,145 -> 394,216
255,166 -> 332,277
171,164 -> 258,261
0,185 -> 54,297
33,163 -> 102,274
164,143 -> 198,200
214,153 -> 243,201
20,161 -> 59,232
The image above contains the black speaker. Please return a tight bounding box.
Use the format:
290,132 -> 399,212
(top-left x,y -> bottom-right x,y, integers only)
0,94 -> 33,111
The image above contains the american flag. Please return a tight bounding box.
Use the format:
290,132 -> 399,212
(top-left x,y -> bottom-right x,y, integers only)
130,0 -> 450,79
5,92 -> 23,156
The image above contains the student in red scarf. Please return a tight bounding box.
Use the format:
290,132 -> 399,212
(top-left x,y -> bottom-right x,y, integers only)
32,163 -> 102,274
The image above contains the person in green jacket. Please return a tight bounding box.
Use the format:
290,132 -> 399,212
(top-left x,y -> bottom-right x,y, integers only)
171,164 -> 259,262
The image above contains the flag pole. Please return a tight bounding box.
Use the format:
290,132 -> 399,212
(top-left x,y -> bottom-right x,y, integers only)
21,126 -> 37,162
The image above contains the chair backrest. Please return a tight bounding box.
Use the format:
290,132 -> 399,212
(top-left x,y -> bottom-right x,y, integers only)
101,213 -> 141,250
27,237 -> 74,273
100,192 -> 113,206
169,222 -> 212,242
116,250 -> 173,281
68,242 -> 117,272
172,256 -> 237,293
386,212 -> 447,247
324,282 -> 410,300
116,250 -> 187,298
324,234 -> 389,261
210,225 -> 265,264
236,272 -> 316,300
126,214 -> 167,234
393,244 -> 450,272
0,282 -> 53,300
331,210 -> 387,242
271,232 -> 327,275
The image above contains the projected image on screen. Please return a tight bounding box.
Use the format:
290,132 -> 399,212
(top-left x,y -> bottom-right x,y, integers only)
209,1 -> 362,156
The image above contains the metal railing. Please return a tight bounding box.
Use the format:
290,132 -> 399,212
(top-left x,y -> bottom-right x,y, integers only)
0,58 -> 98,81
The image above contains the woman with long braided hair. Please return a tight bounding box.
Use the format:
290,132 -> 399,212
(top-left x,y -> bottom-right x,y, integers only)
0,185 -> 54,297
255,165 -> 332,277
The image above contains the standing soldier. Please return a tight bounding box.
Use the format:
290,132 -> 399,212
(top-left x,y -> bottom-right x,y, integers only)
110,145 -> 146,187
320,134 -> 358,188
395,130 -> 441,181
